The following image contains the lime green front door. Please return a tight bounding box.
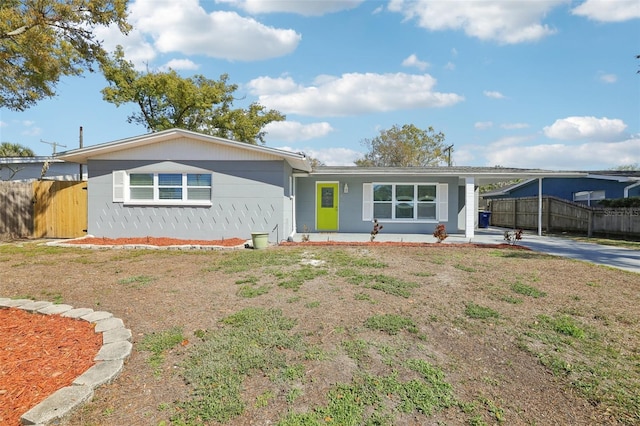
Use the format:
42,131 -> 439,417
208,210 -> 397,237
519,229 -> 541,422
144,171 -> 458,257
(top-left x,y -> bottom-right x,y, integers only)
316,183 -> 339,231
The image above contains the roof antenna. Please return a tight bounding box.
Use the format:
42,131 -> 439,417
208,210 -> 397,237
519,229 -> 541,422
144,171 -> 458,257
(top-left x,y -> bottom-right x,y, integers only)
40,139 -> 67,156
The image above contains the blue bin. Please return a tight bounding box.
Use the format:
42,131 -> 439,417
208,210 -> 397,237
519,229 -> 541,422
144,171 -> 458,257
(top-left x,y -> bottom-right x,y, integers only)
478,211 -> 491,228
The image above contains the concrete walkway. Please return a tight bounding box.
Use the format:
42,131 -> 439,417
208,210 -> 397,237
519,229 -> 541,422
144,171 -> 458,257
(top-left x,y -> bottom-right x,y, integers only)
292,228 -> 640,274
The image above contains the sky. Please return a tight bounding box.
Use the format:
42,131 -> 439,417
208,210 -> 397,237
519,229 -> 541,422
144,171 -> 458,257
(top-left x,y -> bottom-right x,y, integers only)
1,0 -> 639,170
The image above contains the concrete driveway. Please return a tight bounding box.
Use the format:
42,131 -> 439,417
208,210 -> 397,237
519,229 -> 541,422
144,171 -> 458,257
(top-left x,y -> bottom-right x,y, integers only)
515,234 -> 640,274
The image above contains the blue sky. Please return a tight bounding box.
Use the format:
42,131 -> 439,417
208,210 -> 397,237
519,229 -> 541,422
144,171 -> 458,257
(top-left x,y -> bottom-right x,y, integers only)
1,0 -> 639,170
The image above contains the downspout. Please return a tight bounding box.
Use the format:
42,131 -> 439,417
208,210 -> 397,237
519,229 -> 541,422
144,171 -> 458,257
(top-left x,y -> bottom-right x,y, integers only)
538,178 -> 543,236
290,175 -> 297,240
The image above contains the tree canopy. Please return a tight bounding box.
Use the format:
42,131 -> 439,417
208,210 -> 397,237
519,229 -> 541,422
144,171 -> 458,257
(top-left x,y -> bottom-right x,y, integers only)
0,142 -> 35,157
100,47 -> 285,144
0,0 -> 130,111
355,124 -> 449,167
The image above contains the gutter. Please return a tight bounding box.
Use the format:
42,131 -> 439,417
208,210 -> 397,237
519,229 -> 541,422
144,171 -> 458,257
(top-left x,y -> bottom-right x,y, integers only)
624,180 -> 640,198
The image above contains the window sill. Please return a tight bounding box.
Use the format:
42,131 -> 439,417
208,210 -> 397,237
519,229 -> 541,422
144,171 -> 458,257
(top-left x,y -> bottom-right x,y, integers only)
123,201 -> 212,207
373,219 -> 439,223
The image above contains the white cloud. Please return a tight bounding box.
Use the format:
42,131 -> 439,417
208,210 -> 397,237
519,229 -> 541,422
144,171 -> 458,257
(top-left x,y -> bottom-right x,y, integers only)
159,59 -> 200,71
543,116 -> 627,141
219,0 -> 364,16
299,147 -> 363,166
598,73 -> 617,84
475,121 -> 493,130
501,123 -> 530,130
388,0 -> 564,44
247,72 -> 464,116
263,121 -> 334,142
0,121 -> 6,128
484,138 -> 640,170
572,0 -> 640,22
94,21 -> 156,67
489,135 -> 534,149
20,121 -> 42,137
444,61 -> 456,71
402,54 -> 429,71
99,0 -> 301,65
483,90 -> 506,99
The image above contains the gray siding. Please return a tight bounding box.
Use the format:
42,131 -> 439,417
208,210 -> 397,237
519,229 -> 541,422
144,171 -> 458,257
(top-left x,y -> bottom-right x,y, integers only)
87,160 -> 291,241
296,174 -> 459,234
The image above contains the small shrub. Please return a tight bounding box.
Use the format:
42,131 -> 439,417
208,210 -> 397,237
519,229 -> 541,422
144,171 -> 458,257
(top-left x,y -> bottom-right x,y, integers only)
370,219 -> 383,242
433,224 -> 448,243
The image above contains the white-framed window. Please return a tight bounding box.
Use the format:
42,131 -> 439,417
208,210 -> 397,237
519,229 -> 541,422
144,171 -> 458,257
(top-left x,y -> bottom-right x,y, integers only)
362,182 -> 448,222
113,171 -> 212,205
573,190 -> 605,206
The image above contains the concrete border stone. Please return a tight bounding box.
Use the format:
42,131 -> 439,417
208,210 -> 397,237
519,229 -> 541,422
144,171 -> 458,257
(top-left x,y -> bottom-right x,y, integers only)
1,297 -> 132,426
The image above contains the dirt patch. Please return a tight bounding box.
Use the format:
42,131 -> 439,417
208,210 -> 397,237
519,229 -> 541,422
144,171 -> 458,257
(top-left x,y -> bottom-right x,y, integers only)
0,240 -> 637,425
0,308 -> 102,425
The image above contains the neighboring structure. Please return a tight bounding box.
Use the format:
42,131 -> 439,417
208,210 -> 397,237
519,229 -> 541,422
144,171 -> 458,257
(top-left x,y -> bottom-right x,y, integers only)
57,129 -> 587,242
0,157 -> 83,181
482,172 -> 640,206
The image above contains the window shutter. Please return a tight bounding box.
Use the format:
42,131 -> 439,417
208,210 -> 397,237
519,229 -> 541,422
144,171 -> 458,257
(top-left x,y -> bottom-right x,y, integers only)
113,171 -> 126,202
438,183 -> 448,222
362,183 -> 373,221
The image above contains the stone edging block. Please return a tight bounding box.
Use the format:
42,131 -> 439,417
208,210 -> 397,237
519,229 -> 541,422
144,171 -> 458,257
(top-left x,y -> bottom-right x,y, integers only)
0,297 -> 132,426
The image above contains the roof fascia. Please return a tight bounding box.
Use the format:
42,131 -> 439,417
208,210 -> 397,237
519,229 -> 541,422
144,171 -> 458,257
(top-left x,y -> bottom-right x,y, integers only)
56,129 -> 311,171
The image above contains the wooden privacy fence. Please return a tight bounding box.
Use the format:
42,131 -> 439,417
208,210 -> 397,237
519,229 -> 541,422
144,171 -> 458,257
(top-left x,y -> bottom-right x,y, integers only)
487,196 -> 640,238
0,181 -> 87,239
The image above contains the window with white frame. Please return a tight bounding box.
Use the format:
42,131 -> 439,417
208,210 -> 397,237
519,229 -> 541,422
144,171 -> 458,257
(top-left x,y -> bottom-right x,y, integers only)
114,171 -> 212,204
366,183 -> 443,221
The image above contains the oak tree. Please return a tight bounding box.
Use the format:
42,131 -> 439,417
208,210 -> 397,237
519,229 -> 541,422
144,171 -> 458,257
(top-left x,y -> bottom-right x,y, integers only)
355,124 -> 449,167
0,0 -> 130,110
100,47 -> 285,144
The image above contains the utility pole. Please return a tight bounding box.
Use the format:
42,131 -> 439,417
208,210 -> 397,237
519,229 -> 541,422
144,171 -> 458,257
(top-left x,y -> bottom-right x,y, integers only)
40,139 -> 67,156
79,126 -> 83,180
444,144 -> 454,167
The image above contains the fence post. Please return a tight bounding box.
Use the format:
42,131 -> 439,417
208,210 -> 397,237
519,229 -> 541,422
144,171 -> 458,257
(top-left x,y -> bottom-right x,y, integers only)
544,197 -> 551,233
513,199 -> 517,229
587,210 -> 593,237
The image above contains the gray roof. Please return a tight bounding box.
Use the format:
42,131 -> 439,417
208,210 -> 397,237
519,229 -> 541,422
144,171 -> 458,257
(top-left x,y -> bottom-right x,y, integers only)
56,128 -> 312,172
311,166 -> 586,184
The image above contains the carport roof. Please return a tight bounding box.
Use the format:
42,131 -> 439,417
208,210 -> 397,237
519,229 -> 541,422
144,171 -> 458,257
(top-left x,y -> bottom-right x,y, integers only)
310,166 -> 586,185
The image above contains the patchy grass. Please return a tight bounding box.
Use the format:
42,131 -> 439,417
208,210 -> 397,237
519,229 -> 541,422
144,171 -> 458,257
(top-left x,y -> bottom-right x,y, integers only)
1,244 -> 638,426
139,327 -> 185,376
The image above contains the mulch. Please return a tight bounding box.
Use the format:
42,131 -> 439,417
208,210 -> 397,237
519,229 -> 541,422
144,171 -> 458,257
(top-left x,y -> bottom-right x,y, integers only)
0,308 -> 103,426
65,236 -> 248,247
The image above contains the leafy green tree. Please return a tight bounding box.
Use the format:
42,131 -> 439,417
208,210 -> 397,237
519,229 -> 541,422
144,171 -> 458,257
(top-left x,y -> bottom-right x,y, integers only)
100,47 -> 285,144
0,142 -> 35,157
355,124 -> 448,167
611,163 -> 639,171
0,0 -> 130,110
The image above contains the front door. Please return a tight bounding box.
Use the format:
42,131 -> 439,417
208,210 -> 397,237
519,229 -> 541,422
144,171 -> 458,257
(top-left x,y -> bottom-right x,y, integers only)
316,182 -> 339,231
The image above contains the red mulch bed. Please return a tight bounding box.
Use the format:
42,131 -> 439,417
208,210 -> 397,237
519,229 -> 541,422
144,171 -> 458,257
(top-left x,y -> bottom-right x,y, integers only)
0,308 -> 102,426
281,241 -> 530,249
65,237 -> 248,247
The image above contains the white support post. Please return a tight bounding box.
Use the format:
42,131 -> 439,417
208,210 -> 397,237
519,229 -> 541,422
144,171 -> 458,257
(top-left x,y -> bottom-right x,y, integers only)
465,177 -> 475,240
538,178 -> 543,236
